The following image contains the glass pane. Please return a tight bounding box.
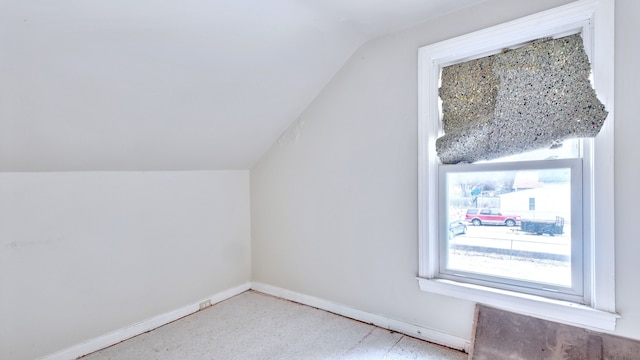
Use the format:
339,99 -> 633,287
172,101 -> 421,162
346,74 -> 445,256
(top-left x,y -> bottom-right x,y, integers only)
478,139 -> 581,163
444,167 -> 572,287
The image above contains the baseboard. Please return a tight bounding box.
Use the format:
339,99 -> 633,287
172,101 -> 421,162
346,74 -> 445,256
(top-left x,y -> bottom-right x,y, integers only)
40,281 -> 468,359
39,283 -> 251,360
250,282 -> 470,352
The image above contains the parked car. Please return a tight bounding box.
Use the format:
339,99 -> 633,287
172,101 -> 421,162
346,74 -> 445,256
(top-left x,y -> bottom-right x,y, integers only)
465,208 -> 521,226
449,221 -> 467,238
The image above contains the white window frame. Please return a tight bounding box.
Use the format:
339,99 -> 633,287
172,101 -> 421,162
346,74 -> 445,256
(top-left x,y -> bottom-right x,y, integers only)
417,0 -> 618,331
438,159 -> 585,303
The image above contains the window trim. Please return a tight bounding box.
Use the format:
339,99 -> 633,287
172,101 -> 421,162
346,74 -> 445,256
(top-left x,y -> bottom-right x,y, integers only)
417,0 -> 617,331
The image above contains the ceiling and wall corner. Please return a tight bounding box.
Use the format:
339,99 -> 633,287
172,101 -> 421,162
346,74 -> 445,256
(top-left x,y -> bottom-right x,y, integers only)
0,0 -> 486,172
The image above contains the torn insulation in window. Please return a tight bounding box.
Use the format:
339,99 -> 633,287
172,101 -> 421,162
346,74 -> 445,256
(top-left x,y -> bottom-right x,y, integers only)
436,34 -> 608,164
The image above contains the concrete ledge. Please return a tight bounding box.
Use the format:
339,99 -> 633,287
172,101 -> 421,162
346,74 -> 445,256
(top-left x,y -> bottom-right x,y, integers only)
451,244 -> 569,262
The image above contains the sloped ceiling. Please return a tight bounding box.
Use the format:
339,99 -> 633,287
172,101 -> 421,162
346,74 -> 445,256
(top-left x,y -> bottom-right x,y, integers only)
0,0 -> 485,171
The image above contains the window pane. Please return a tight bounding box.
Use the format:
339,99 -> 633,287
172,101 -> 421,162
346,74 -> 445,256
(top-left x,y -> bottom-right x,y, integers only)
478,139 -> 581,163
443,167 -> 572,288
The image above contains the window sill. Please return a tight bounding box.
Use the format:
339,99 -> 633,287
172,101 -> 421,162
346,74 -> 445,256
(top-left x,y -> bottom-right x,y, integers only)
417,277 -> 619,331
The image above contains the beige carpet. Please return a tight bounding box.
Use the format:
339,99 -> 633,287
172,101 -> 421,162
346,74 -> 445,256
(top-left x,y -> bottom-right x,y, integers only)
82,290 -> 466,360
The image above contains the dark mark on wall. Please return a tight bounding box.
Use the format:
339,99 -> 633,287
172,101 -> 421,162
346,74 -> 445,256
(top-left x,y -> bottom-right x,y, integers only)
4,238 -> 64,250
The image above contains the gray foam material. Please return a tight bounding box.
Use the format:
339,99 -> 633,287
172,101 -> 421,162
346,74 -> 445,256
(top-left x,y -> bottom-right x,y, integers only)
437,34 -> 607,164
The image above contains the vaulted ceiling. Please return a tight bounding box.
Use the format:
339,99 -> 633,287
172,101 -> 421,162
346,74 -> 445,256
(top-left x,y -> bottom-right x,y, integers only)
1,0 -> 485,171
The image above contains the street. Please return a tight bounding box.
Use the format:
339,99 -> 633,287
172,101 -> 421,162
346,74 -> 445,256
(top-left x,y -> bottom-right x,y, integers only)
446,223 -> 572,287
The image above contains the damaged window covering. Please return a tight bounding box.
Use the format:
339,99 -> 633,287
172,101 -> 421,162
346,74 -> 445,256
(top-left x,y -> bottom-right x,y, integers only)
436,34 -> 608,164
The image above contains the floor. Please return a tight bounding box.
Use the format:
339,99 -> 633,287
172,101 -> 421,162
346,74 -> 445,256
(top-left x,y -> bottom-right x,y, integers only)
82,290 -> 467,360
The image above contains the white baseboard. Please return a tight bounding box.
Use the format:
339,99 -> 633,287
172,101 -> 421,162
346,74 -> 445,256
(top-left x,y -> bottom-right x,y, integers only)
250,282 -> 470,352
40,282 -> 468,359
39,283 -> 251,360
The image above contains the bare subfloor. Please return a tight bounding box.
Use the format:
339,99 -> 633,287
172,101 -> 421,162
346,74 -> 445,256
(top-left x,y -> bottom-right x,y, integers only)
82,290 -> 466,360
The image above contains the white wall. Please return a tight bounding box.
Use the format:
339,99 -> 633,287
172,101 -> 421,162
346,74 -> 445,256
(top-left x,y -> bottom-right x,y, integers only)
251,0 -> 640,344
612,0 -> 640,342
0,171 -> 251,360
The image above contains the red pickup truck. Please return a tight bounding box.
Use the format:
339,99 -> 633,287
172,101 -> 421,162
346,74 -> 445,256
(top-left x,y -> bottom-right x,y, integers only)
465,208 -> 521,227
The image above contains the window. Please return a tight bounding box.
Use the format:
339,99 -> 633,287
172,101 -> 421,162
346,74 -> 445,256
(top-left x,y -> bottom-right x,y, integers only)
417,0 -> 617,331
441,158 -> 583,303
